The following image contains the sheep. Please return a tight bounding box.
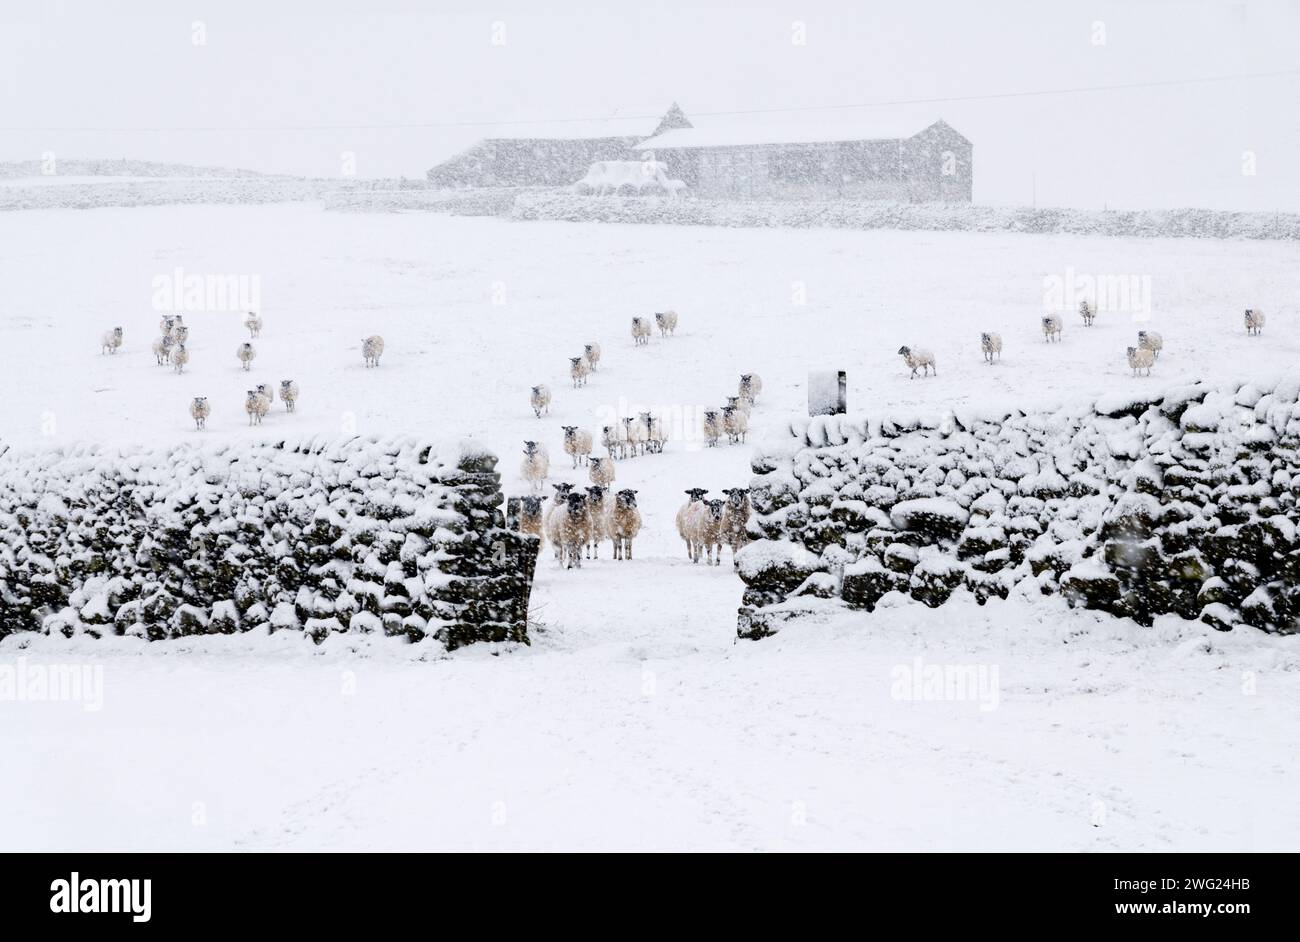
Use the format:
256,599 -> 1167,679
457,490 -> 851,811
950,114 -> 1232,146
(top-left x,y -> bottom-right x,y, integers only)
255,382 -> 275,406
722,405 -> 748,444
171,324 -> 189,345
1137,329 -> 1163,359
159,315 -> 176,336
691,499 -> 726,566
585,485 -> 612,558
1079,300 -> 1096,326
654,309 -> 678,337
189,396 -> 210,430
171,343 -> 190,374
557,491 -> 594,569
529,384 -> 552,418
621,415 -> 647,457
897,346 -> 936,379
702,409 -> 722,447
152,334 -> 175,366
642,412 -> 668,454
724,395 -> 751,418
279,380 -> 299,412
676,488 -> 708,560
569,356 -> 590,388
980,331 -> 1002,364
244,389 -> 270,426
520,440 -> 549,491
1041,316 -> 1063,342
1245,309 -> 1265,335
583,342 -> 601,372
608,489 -> 642,560
544,483 -> 574,560
589,456 -> 615,488
561,425 -> 593,467
362,335 -> 384,367
631,316 -> 652,346
244,311 -> 263,338
1126,345 -> 1155,377
720,487 -> 752,564
738,373 -> 763,404
517,495 -> 545,551
100,326 -> 123,355
236,341 -> 256,371
601,423 -> 626,460
169,314 -> 185,336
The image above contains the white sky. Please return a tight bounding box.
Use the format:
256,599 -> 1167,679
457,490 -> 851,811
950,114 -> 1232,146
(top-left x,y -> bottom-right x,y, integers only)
2,0 -> 1299,209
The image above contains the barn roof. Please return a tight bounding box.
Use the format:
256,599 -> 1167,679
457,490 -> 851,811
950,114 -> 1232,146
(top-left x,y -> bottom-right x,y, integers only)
479,103 -> 685,141
636,117 -> 964,150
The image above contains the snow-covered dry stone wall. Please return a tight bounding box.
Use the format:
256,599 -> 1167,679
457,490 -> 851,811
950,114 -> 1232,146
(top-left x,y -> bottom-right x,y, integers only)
512,193 -> 1300,241
737,374 -> 1300,638
0,438 -> 537,650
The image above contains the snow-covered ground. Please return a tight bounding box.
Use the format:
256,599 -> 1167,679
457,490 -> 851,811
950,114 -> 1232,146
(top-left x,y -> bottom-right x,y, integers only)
2,204 -> 1298,850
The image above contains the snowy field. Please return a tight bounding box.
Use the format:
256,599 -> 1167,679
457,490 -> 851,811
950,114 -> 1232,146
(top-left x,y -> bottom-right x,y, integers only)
3,204 -> 1299,850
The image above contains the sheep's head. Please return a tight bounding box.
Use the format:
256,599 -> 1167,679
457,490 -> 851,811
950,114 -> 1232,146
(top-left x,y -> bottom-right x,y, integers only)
722,487 -> 749,508
1126,347 -> 1137,356
565,492 -> 588,515
521,496 -> 542,514
638,411 -> 652,423
980,332 -> 990,343
1138,331 -> 1149,340
622,416 -> 635,428
113,326 -> 123,335
722,406 -> 735,417
705,500 -> 725,520
740,373 -> 752,383
280,380 -> 293,391
703,410 -> 718,421
586,485 -> 605,501
896,346 -> 910,356
584,344 -> 595,354
590,458 -> 604,469
523,440 -> 539,455
561,425 -> 576,436
685,488 -> 707,501
193,397 -> 206,406
570,357 -> 582,366
616,489 -> 638,507
552,482 -> 573,496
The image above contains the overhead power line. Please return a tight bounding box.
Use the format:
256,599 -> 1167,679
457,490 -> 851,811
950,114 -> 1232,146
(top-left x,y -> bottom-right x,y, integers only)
4,68 -> 1298,133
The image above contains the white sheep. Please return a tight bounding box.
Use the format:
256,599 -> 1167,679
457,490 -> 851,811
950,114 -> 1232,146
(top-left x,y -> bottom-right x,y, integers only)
631,316 -> 651,346
897,346 -> 936,379
607,489 -> 642,560
720,488 -> 752,565
601,424 -> 626,460
1126,345 -> 1155,376
569,356 -> 590,388
561,425 -> 593,468
172,324 -> 189,345
152,334 -> 175,366
621,415 -> 648,457
244,311 -> 263,338
279,380 -> 299,412
722,405 -> 748,444
702,410 -> 722,447
583,342 -> 601,372
585,485 -> 612,558
1137,329 -> 1162,359
1245,309 -> 1265,335
521,441 -> 549,491
640,412 -> 668,454
530,384 -> 552,418
100,326 -> 123,355
171,343 -> 190,374
1079,300 -> 1096,326
689,499 -> 726,566
724,395 -> 751,419
556,491 -> 593,570
738,373 -> 763,404
189,396 -> 210,430
362,335 -> 384,367
589,456 -> 615,488
654,310 -> 678,337
159,315 -> 176,336
254,382 -> 275,407
980,331 -> 1002,363
1042,316 -> 1063,342
236,342 -> 256,371
517,495 -> 545,551
676,488 -> 708,561
244,389 -> 270,426
544,483 -> 575,560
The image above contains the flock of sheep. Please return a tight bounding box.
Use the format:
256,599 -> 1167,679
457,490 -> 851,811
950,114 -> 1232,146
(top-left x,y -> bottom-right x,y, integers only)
899,302 -> 1266,380
99,314 -> 390,428
517,309 -> 760,570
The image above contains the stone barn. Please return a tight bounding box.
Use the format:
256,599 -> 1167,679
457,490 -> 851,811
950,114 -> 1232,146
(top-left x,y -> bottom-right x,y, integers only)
635,119 -> 972,202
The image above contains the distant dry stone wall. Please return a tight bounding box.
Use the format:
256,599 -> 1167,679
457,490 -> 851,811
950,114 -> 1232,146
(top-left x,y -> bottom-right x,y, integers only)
511,192 -> 1300,241
0,438 -> 537,650
737,375 -> 1300,638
